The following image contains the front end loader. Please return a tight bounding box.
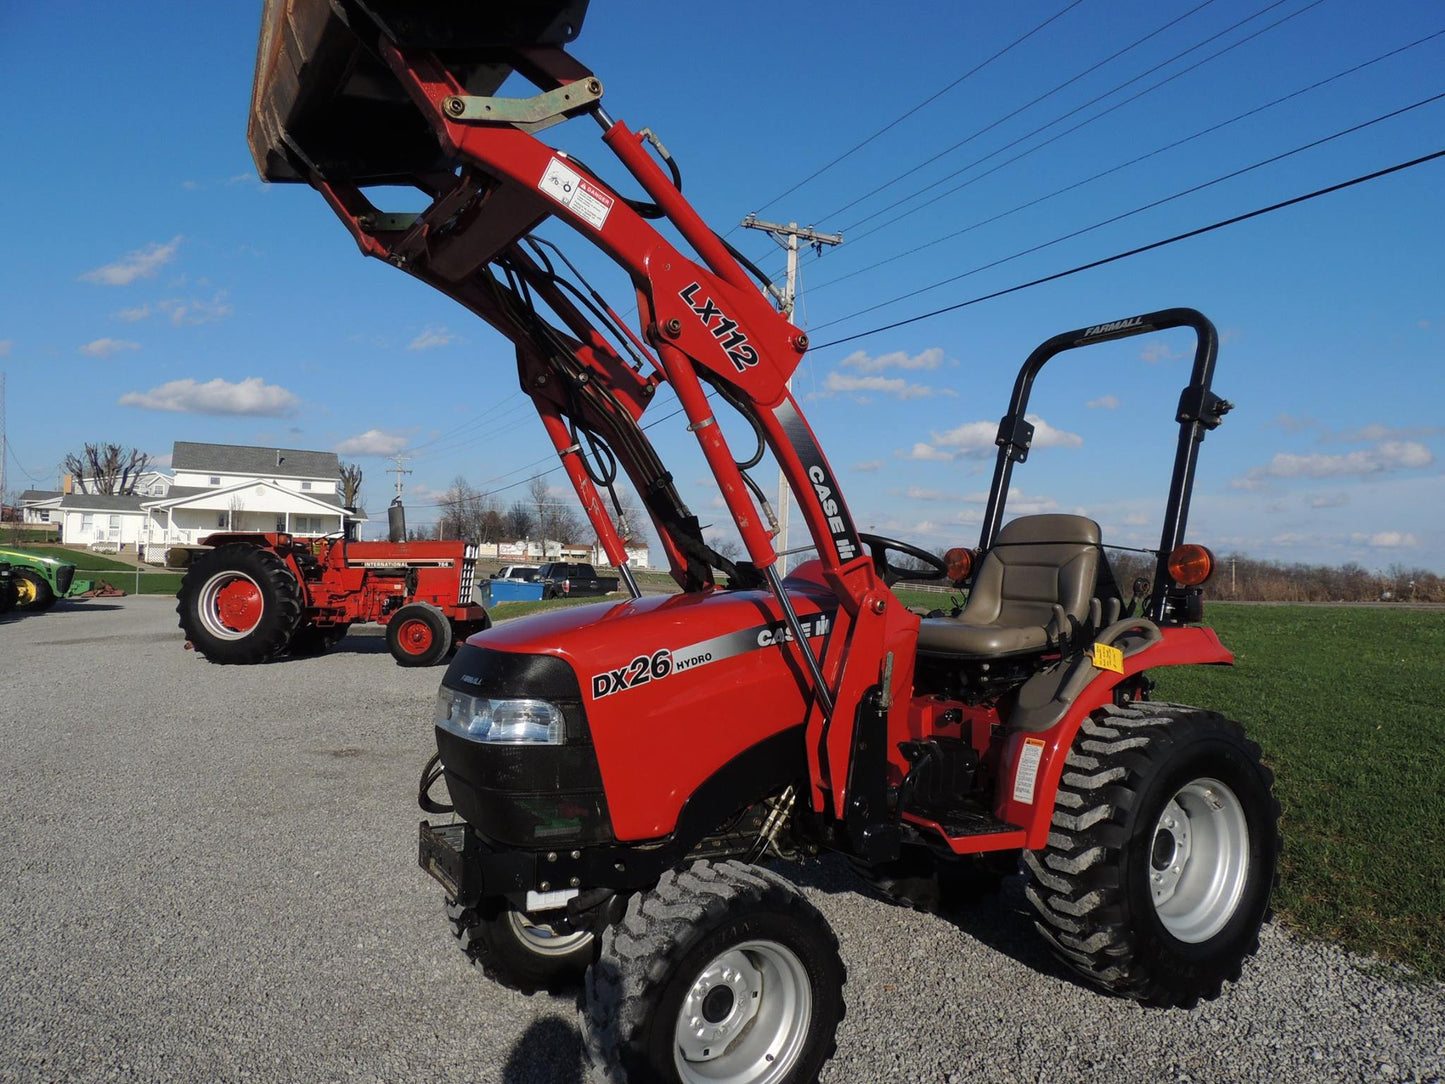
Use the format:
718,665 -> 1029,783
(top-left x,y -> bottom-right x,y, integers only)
249,4 -> 1280,1080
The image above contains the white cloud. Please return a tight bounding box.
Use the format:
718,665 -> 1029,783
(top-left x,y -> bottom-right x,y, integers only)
1234,441 -> 1433,488
1352,531 -> 1419,549
1265,413 -> 1317,435
905,486 -> 955,501
80,338 -> 140,358
118,376 -> 300,416
853,460 -> 882,473
408,326 -> 457,351
0,339 -> 13,356
157,293 -> 233,326
929,414 -> 1081,457
334,429 -> 409,456
1308,493 -> 1349,509
903,442 -> 954,462
115,304 -> 151,322
1328,423 -> 1444,443
838,347 -> 944,373
822,372 -> 937,400
1139,340 -> 1185,363
80,236 -> 182,286
1086,394 -> 1120,410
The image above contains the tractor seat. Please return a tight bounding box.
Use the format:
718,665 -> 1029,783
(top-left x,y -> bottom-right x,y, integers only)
918,514 -> 1101,658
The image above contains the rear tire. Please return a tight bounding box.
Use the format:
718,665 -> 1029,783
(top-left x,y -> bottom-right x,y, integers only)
175,544 -> 301,664
448,899 -> 599,995
582,860 -> 845,1084
1023,702 -> 1279,1007
386,603 -> 452,666
14,569 -> 56,611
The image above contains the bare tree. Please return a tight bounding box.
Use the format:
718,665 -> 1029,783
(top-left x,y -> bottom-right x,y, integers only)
63,443 -> 151,495
338,461 -> 365,515
504,500 -> 534,540
440,475 -> 504,542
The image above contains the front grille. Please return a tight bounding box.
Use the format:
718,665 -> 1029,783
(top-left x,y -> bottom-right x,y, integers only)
55,565 -> 74,595
459,544 -> 478,605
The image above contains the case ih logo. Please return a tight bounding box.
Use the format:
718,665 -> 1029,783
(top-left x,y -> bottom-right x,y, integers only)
679,282 -> 760,373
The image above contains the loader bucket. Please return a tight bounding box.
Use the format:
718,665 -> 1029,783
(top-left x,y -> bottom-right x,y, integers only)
248,0 -> 590,184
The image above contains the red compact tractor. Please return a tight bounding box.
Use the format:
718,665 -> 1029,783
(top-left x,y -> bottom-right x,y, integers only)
176,531 -> 488,666
250,4 -> 1280,1082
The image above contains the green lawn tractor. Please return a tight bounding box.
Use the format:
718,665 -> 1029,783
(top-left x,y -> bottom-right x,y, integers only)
0,548 -> 92,611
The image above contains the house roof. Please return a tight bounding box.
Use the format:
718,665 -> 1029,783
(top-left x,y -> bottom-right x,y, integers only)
161,485 -> 346,509
172,441 -> 339,480
57,493 -> 148,512
20,490 -> 62,503
142,478 -> 361,520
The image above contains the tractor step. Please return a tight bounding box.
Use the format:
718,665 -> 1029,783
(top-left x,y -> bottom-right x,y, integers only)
908,803 -> 1019,838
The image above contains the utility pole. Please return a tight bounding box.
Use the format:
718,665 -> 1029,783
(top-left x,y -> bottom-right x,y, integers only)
0,372 -> 7,514
739,216 -> 842,559
385,454 -> 412,501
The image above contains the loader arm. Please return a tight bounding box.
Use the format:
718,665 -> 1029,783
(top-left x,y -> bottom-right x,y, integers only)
250,0 -> 912,818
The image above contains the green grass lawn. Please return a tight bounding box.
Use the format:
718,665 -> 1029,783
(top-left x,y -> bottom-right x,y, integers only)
5,544 -> 140,572
1151,603 -> 1445,979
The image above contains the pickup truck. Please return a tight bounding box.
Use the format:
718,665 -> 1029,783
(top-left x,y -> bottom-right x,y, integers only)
492,565 -> 540,582
535,562 -> 619,599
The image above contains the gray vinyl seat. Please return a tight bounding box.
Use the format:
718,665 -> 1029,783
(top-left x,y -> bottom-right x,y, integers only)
917,514 -> 1102,658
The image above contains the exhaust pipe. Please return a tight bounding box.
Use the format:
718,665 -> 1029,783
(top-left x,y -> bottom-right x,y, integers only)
388,498 -> 407,543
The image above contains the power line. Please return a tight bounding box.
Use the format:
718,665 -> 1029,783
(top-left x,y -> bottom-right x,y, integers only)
807,29 -> 1445,295
810,147 -> 1445,352
750,0 -> 1320,281
811,92 -> 1445,333
736,0 -> 1088,229
835,0 -> 1324,239
819,0 -> 1223,228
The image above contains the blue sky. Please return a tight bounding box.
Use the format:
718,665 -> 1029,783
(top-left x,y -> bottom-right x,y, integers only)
2,1 -> 1441,572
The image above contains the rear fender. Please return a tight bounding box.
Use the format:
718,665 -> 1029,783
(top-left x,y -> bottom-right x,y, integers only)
995,626 -> 1232,848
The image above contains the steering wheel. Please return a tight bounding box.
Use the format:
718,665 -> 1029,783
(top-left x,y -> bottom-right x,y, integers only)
858,533 -> 949,587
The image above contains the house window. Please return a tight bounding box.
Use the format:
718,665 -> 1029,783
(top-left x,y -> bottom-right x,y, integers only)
301,481 -> 312,491
37,510 -> 49,522
217,513 -> 227,528
81,513 -> 93,533
109,515 -> 121,530
209,476 -> 221,486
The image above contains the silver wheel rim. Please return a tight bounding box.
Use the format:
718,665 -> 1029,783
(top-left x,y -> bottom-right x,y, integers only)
1149,776 -> 1250,943
196,570 -> 262,641
673,939 -> 811,1084
505,910 -> 592,957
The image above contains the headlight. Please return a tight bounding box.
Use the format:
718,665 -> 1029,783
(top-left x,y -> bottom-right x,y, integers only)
434,688 -> 565,744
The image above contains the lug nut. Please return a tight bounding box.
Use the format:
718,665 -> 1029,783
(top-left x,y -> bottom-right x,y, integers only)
663,317 -> 683,338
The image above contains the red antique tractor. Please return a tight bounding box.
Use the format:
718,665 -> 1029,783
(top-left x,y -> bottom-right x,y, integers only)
250,4 -> 1279,1082
176,531 -> 488,666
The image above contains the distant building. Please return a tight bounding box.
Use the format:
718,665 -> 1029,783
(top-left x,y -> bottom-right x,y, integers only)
23,442 -> 362,559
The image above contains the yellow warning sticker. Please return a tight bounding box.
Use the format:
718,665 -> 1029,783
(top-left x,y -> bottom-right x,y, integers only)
1092,641 -> 1125,673
1012,737 -> 1046,805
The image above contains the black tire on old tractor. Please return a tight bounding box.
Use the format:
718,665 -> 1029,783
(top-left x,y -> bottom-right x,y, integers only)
0,570 -> 17,614
386,602 -> 453,666
582,860 -> 845,1084
447,899 -> 600,995
14,568 -> 57,611
175,543 -> 303,664
1023,702 -> 1280,1008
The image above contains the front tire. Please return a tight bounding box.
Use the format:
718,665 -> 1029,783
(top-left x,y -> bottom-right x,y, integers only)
582,860 -> 845,1084
386,603 -> 452,666
1023,702 -> 1279,1007
14,568 -> 56,611
176,544 -> 302,664
448,899 -> 598,994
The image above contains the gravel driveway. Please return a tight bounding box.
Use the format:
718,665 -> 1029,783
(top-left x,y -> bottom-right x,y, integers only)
2,597 -> 1441,1083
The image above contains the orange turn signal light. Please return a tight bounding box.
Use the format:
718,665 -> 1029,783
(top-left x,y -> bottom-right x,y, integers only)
944,547 -> 974,583
1167,544 -> 1215,587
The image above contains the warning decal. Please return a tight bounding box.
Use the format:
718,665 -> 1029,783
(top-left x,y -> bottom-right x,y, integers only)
1092,641 -> 1125,673
1012,737 -> 1047,805
538,157 -> 615,230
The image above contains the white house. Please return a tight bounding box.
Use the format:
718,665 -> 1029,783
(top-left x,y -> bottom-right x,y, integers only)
24,442 -> 361,559
136,442 -> 361,559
